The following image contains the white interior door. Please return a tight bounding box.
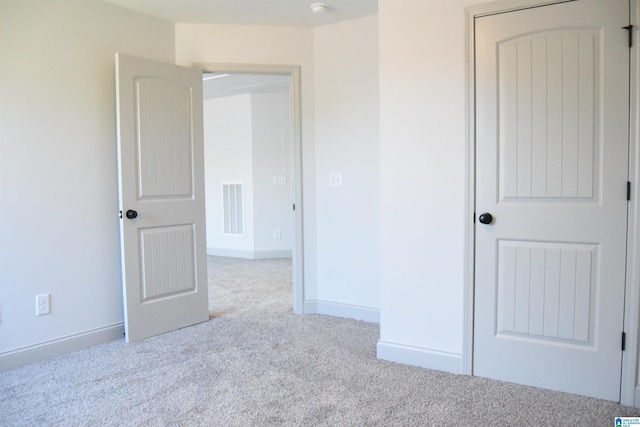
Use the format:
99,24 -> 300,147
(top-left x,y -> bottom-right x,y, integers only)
474,0 -> 629,401
115,53 -> 209,342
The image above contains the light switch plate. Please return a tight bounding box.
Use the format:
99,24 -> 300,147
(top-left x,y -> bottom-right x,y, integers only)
329,171 -> 343,187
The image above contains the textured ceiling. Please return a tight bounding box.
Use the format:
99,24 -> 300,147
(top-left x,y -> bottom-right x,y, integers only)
104,0 -> 377,27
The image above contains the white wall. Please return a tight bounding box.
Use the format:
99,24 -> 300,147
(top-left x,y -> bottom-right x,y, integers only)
175,23 -> 318,298
203,91 -> 292,258
377,0 -> 485,372
313,16 -> 380,319
251,92 -> 293,254
0,0 -> 175,363
204,94 -> 254,253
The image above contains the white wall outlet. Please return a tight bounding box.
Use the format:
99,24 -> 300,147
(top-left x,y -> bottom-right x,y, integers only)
329,171 -> 343,187
274,229 -> 281,239
36,293 -> 50,316
273,175 -> 287,185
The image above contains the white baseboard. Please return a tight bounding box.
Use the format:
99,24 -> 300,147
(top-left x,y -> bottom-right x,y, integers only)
304,299 -> 380,323
207,247 -> 292,259
0,323 -> 124,371
377,340 -> 463,375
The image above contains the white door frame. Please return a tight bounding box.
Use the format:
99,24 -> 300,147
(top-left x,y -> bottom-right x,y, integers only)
464,0 -> 640,406
193,62 -> 305,315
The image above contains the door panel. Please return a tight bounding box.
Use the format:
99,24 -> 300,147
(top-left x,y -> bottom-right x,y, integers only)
116,53 -> 209,342
474,0 -> 629,401
140,225 -> 196,300
499,31 -> 599,201
136,77 -> 194,199
496,241 -> 596,342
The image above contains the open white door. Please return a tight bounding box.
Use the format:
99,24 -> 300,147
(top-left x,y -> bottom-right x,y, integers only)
474,0 -> 629,401
115,53 -> 208,342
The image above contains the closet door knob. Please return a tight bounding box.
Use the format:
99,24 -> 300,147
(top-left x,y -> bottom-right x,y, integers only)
478,213 -> 493,224
126,209 -> 138,219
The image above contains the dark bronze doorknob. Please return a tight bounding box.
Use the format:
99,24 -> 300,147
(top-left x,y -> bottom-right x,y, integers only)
478,212 -> 493,224
126,209 -> 138,219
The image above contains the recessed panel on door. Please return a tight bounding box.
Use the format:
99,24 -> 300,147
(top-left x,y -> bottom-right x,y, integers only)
499,31 -> 599,202
135,78 -> 194,200
140,224 -> 197,302
497,240 -> 596,345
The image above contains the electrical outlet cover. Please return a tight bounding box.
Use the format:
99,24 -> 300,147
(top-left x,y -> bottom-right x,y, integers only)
36,293 -> 50,316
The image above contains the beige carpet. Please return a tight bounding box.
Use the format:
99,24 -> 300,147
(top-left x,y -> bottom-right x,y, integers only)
1,256 -> 639,426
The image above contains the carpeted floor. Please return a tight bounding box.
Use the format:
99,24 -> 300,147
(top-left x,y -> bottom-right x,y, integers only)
1,256 -> 639,426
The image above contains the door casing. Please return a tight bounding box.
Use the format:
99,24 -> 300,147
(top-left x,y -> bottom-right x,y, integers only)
194,62 -> 305,315
464,0 -> 640,406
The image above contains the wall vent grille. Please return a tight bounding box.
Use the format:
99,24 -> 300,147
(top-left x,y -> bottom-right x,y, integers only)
222,183 -> 244,236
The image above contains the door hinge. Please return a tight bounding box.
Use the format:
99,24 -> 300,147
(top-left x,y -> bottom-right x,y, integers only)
622,331 -> 626,351
473,212 -> 476,224
623,25 -> 634,48
627,182 -> 631,201
119,210 -> 123,219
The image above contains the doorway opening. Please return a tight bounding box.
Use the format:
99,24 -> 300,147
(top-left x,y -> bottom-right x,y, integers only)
199,65 -> 304,316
